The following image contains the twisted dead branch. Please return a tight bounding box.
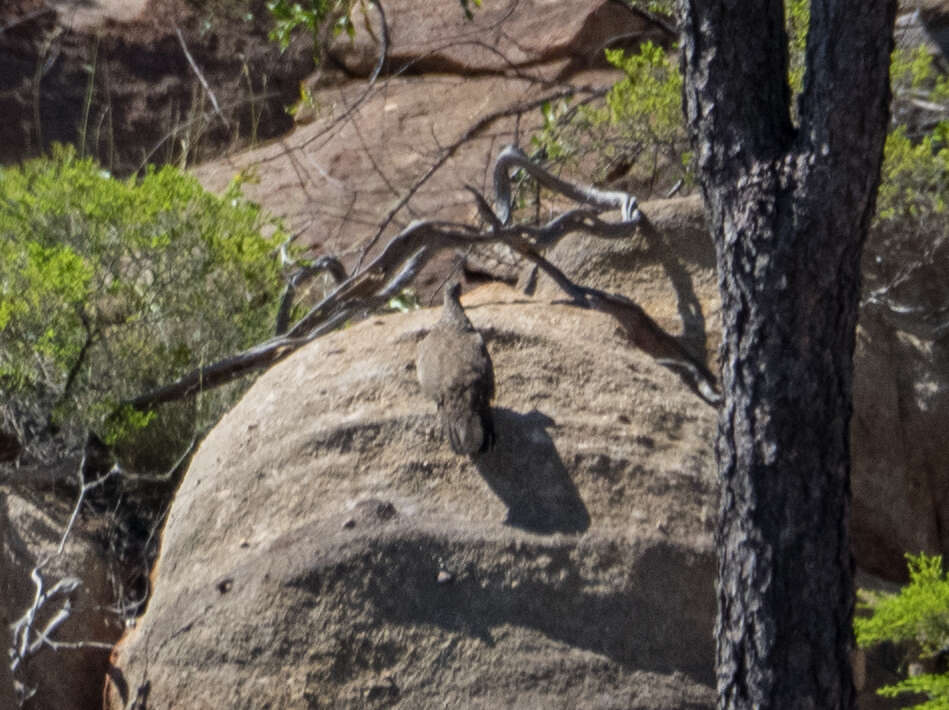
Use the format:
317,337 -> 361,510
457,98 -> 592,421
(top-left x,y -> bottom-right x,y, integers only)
7,456 -> 119,706
117,144 -> 719,419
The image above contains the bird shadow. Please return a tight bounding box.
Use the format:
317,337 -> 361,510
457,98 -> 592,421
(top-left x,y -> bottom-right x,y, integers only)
474,408 -> 590,534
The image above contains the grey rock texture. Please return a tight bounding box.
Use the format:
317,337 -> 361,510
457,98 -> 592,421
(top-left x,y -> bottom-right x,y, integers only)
104,284 -> 719,709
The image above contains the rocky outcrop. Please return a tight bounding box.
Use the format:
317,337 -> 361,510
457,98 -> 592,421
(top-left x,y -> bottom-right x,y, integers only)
529,193 -> 949,582
327,0 -> 668,77
192,0 -> 668,298
851,217 -> 949,578
0,0 -> 316,171
104,283 -> 719,709
1,488 -> 123,710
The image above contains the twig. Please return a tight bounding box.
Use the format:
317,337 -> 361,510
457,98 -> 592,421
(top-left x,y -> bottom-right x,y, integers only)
355,86 -> 605,269
8,454 -> 121,705
116,146 -> 717,412
174,26 -> 229,130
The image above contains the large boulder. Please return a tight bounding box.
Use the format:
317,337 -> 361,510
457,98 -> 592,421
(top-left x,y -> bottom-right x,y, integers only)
105,283 -> 719,709
530,194 -> 949,581
1,488 -> 123,710
851,218 -> 949,578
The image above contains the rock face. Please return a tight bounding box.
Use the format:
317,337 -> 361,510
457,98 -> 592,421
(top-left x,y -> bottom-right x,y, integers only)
851,218 -> 949,578
530,194 -> 949,582
192,0 -> 668,299
104,283 -> 719,709
1,488 -> 122,710
0,0 -> 316,171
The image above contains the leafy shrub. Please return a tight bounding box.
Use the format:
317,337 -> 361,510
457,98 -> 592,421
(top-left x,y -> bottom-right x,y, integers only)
530,38 -> 689,200
0,145 -> 285,468
877,122 -> 949,221
599,42 -> 683,152
266,0 -> 355,59
865,43 -> 948,311
855,553 -> 949,709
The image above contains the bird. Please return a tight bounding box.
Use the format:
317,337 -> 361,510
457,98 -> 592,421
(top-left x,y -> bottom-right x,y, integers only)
416,280 -> 495,456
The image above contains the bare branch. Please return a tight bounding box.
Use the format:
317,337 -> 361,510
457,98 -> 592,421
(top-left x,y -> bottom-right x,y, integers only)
275,255 -> 348,336
8,452 -> 121,704
493,144 -> 639,224
174,26 -> 229,130
113,146 -> 716,415
355,85 -> 606,269
367,0 -> 390,84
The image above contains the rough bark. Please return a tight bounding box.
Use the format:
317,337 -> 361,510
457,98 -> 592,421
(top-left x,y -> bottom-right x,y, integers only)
676,1 -> 898,708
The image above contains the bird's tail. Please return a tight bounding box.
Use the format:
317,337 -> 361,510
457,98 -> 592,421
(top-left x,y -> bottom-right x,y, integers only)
446,407 -> 494,456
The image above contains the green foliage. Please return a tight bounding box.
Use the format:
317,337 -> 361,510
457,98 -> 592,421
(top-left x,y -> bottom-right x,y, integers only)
0,144 -> 285,466
531,98 -> 577,163
856,553 -> 949,709
529,39 -> 690,201
891,45 -> 949,104
600,42 -> 683,149
386,289 -> 420,313
644,0 -> 674,13
785,0 -> 810,97
266,0 -> 355,59
458,0 -> 482,21
877,122 -> 949,221
874,44 -> 949,250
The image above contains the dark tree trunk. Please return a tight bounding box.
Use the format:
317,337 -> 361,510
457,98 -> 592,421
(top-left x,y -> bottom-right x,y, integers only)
676,1 -> 897,708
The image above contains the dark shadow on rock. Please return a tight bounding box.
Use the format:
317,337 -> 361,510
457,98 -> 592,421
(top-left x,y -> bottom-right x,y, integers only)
474,408 -> 590,534
640,219 -> 709,361
287,532 -> 715,686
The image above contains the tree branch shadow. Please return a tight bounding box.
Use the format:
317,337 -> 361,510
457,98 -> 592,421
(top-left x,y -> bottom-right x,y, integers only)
637,215 -> 710,360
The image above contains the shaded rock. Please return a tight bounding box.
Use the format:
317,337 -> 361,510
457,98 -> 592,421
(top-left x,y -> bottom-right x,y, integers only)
0,0 -> 316,171
0,426 -> 22,463
104,284 -> 719,709
1,488 -> 122,710
851,301 -> 949,578
531,193 -> 949,581
329,0 -> 668,77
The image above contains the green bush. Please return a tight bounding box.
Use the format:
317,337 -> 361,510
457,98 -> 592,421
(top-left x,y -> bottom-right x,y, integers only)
0,145 -> 285,468
528,1 -> 948,212
529,38 -> 690,199
877,122 -> 949,221
856,553 -> 949,709
266,0 -> 355,60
